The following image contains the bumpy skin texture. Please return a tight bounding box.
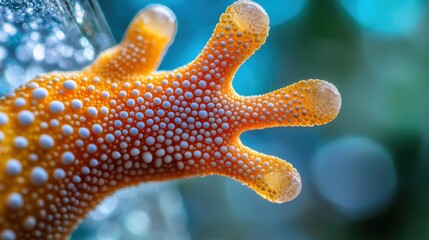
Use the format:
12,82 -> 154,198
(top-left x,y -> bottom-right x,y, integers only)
0,1 -> 341,239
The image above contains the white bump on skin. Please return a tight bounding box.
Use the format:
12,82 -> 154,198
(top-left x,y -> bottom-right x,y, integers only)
145,136 -> 155,145
31,167 -> 49,185
114,120 -> 122,127
105,134 -> 115,143
49,100 -> 65,113
92,124 -> 103,134
0,112 -> 9,125
142,152 -> 153,163
82,166 -> 90,174
87,144 -> 97,153
24,216 -> 37,230
78,127 -> 90,138
87,107 -> 98,117
14,97 -> 26,107
72,99 -> 83,109
112,151 -> 121,159
27,82 -> 38,89
100,107 -> 109,115
18,110 -> 35,126
39,134 -> 55,149
119,111 -> 128,119
61,152 -> 75,165
14,136 -> 28,149
7,192 -> 23,209
29,154 -> 38,162
127,99 -> 135,107
62,124 -> 73,135
54,168 -> 66,180
177,162 -> 184,170
130,148 -> 140,156
0,229 -> 16,240
156,149 -> 165,157
5,159 -> 22,176
50,119 -> 60,127
89,159 -> 99,167
102,91 -> 110,98
63,79 -> 77,90
32,87 -> 48,99
199,110 -> 208,119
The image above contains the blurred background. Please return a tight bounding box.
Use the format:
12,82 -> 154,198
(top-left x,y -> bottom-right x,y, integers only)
1,0 -> 428,239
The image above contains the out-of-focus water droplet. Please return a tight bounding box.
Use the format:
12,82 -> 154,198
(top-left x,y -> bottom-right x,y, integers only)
30,31 -> 40,41
60,44 -> 74,58
125,210 -> 151,236
0,31 -> 8,42
80,37 -> 90,47
5,63 -> 25,84
56,29 -> 65,40
26,7 -> 34,14
3,23 -> 17,36
340,0 -> 425,36
74,50 -> 85,64
15,43 -> 33,63
0,46 -> 7,61
84,47 -> 94,60
312,137 -> 397,219
74,2 -> 85,24
6,12 -> 14,21
33,43 -> 45,61
0,0 -> 114,96
29,20 -> 39,30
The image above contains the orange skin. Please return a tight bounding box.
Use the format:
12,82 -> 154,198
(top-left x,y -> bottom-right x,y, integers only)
0,1 -> 341,239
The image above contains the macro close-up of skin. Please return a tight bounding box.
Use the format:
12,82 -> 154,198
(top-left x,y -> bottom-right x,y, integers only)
0,1 -> 341,239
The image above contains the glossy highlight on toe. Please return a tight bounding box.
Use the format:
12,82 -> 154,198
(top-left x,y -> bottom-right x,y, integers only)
233,0 -> 269,34
0,1 -> 341,239
309,80 -> 342,121
139,4 -> 177,39
261,170 -> 302,203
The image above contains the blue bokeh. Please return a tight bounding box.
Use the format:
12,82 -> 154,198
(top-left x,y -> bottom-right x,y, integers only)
340,0 -> 426,36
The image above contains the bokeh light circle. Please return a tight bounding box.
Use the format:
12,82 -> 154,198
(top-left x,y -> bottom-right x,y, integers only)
340,0 -> 426,36
312,137 -> 397,219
